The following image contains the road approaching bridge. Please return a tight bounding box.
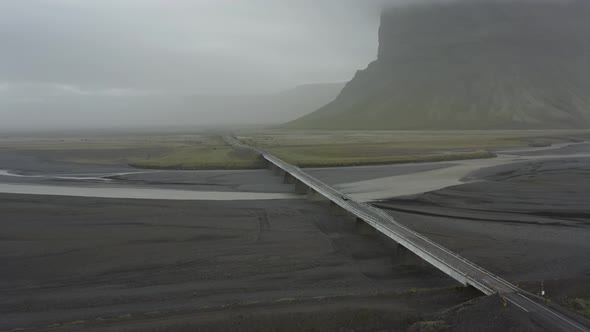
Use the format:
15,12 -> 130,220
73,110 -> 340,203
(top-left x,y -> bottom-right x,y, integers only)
225,135 -> 589,332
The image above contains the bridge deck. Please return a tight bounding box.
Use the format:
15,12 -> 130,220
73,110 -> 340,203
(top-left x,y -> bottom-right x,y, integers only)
226,135 -> 589,331
265,154 -> 502,295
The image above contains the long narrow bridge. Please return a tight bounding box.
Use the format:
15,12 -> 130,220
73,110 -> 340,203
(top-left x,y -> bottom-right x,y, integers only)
225,135 -> 588,332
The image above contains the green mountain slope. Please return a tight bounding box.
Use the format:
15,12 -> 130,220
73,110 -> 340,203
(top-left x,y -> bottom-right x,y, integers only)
286,1 -> 590,130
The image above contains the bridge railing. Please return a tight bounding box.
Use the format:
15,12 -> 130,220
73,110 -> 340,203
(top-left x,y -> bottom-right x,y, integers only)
264,154 -> 497,294
233,136 -> 581,294
348,204 -> 495,295
240,142 -> 590,332
366,203 -> 515,293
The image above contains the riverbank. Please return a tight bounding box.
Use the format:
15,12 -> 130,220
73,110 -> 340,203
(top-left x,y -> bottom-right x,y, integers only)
3,130 -> 590,172
375,155 -> 590,321
240,129 -> 590,167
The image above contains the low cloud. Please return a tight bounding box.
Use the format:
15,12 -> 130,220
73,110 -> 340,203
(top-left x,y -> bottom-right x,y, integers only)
0,0 -> 389,94
0,0 -> 561,130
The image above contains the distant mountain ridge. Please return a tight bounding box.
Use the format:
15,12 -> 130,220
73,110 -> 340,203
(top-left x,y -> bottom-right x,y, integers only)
0,82 -> 344,130
180,82 -> 346,126
286,0 -> 590,130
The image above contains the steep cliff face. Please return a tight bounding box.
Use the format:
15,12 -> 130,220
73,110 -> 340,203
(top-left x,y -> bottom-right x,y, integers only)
286,1 -> 590,129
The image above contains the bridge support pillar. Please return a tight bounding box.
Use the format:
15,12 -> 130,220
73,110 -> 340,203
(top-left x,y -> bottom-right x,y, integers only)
283,172 -> 296,184
355,218 -> 377,236
393,244 -> 426,267
294,180 -> 309,195
260,158 -> 269,169
307,188 -> 330,202
329,201 -> 347,216
267,162 -> 285,176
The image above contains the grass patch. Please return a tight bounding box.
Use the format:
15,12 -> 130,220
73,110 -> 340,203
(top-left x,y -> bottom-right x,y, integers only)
563,298 -> 590,319
128,147 -> 263,170
0,134 -> 265,170
4,129 -> 589,170
271,149 -> 495,168
239,129 -> 590,167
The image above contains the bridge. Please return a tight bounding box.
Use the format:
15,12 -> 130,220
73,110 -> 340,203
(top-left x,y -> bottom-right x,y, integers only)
225,135 -> 589,332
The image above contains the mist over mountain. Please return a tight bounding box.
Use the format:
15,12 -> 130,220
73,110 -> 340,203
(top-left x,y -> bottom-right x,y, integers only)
287,0 -> 590,130
0,83 -> 344,131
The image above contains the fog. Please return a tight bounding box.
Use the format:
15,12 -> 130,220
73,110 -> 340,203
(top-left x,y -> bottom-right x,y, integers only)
0,0 -> 550,130
0,0 -> 398,130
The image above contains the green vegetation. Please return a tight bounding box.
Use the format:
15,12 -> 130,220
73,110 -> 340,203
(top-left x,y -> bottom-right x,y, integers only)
241,129 -> 590,168
285,1 -> 590,130
563,298 -> 590,319
0,133 -> 262,170
128,147 -> 262,170
3,129 -> 588,170
271,149 -> 495,168
290,1 -> 590,130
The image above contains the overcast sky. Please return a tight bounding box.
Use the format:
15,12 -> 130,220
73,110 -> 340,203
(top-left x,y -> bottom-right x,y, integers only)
0,1 -> 398,95
0,0 -> 409,130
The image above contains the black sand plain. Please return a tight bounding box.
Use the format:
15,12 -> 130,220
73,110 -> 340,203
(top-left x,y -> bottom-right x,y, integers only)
378,156 -> 590,316
2,145 -> 590,331
2,195 -> 477,331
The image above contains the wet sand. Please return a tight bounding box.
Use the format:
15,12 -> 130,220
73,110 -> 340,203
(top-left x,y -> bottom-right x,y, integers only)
0,195 -> 459,331
312,142 -> 590,201
0,183 -> 300,201
376,156 -> 590,301
0,167 -> 295,194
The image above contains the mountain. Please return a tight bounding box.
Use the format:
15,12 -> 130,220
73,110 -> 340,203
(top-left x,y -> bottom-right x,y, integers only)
286,0 -> 590,130
0,83 -> 344,130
